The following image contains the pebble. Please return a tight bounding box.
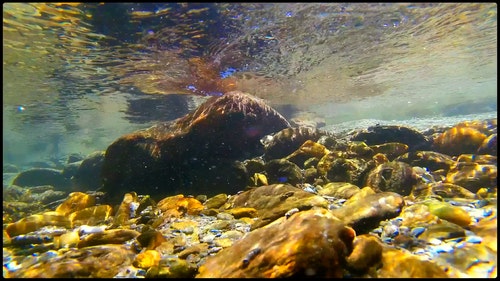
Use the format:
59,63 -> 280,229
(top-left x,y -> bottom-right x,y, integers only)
465,235 -> 483,244
410,226 -> 426,237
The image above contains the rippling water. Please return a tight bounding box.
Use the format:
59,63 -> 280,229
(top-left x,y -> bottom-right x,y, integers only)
3,3 -> 497,166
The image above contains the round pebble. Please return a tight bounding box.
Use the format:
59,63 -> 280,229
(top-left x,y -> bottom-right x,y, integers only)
465,235 -> 483,244
410,227 -> 426,238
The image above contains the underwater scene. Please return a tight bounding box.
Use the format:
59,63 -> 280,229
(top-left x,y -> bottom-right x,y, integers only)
2,3 -> 497,278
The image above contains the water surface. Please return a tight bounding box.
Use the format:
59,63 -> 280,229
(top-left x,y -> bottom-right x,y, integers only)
3,3 -> 497,166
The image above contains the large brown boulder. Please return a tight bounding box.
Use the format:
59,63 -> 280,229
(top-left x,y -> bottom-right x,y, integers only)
100,91 -> 290,202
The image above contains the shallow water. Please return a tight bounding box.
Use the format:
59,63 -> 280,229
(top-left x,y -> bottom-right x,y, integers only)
3,3 -> 497,166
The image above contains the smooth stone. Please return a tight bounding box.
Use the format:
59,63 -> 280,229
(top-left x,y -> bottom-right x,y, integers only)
12,168 -> 71,190
318,182 -> 361,199
264,159 -> 303,185
418,221 -> 466,242
425,201 -> 472,227
7,244 -> 136,278
346,234 -> 384,272
203,193 -> 228,209
376,247 -> 449,278
433,243 -> 497,278
365,161 -> 419,196
197,208 -> 355,278
228,184 -> 329,229
330,192 -> 405,234
77,229 -> 140,248
71,151 -> 105,190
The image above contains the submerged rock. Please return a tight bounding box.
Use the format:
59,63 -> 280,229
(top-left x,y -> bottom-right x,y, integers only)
228,184 -> 329,229
7,245 -> 136,278
196,208 -> 356,278
365,161 -> 419,196
100,91 -> 290,202
12,168 -> 71,190
350,125 -> 431,151
71,151 -> 105,191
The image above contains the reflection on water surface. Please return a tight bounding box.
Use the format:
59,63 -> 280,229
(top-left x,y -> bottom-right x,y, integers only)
3,3 -> 497,165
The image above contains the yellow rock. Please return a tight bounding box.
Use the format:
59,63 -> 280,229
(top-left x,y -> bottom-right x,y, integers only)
171,221 -> 199,231
377,247 -> 449,277
226,207 -> 258,218
55,192 -> 95,216
346,234 -> 383,271
214,237 -> 234,248
134,250 -> 161,269
54,231 -> 80,248
6,211 -> 71,237
203,193 -> 228,209
157,194 -> 204,217
69,205 -> 113,227
113,192 -> 139,227
252,173 -> 268,186
344,186 -> 375,206
426,201 -> 472,227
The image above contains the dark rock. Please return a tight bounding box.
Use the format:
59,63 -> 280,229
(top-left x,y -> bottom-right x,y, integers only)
263,127 -> 330,160
3,164 -> 19,173
72,151 -> 105,191
61,161 -> 82,180
395,150 -> 455,172
365,161 -> 419,196
67,153 -> 85,164
12,168 -> 71,190
350,125 -> 431,151
264,159 -> 303,185
100,91 -> 290,202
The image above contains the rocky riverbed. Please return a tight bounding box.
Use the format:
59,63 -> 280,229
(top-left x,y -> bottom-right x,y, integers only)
3,92 -> 497,278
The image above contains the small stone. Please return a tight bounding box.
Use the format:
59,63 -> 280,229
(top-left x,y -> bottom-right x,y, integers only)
134,250 -> 161,269
418,221 -> 466,242
228,184 -> 328,229
225,207 -> 258,218
54,231 -> 80,249
136,230 -> 167,250
157,194 -> 204,218
432,126 -> 487,156
214,237 -> 234,248
203,193 -> 228,209
425,201 -> 472,227
330,192 -> 405,234
318,182 -> 361,199
77,229 -> 140,248
69,205 -> 113,227
377,247 -> 449,278
55,192 -> 96,216
365,161 -> 419,196
346,234 -> 383,272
